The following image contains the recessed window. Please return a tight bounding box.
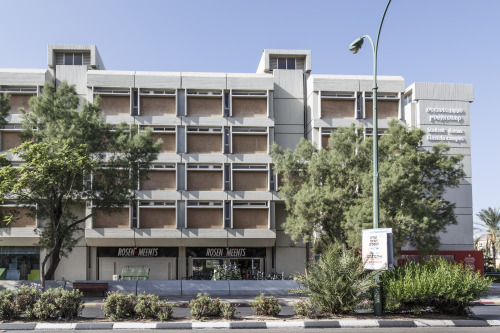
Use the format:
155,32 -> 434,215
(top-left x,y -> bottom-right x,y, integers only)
277,58 -> 295,70
63,53 -> 83,65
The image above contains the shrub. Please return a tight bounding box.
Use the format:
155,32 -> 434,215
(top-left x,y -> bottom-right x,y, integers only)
0,289 -> 16,320
382,258 -> 493,316
30,287 -> 84,320
134,293 -> 173,321
249,293 -> 281,317
221,301 -> 237,320
292,298 -> 318,319
103,292 -> 136,321
14,285 -> 39,318
188,293 -> 222,320
292,243 -> 376,314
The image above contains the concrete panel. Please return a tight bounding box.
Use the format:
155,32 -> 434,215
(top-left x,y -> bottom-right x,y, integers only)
8,94 -> 33,114
411,82 -> 473,102
274,134 -> 303,151
232,98 -> 267,118
137,191 -> 182,201
227,191 -> 273,201
232,134 -> 267,154
443,184 -> 472,208
274,203 -> 287,231
186,97 -> 222,117
273,99 -> 304,124
416,100 -> 470,126
99,96 -> 130,116
187,134 -> 222,153
140,97 -> 176,116
1,132 -> 22,151
187,208 -> 223,228
321,99 -> 355,119
359,76 -> 405,93
187,171 -> 223,191
0,69 -> 48,86
228,117 -> 274,127
438,214 -> 473,248
53,246 -> 87,280
229,280 -> 301,296
151,133 -> 176,153
233,208 -> 268,229
181,73 -> 226,89
227,154 -> 271,164
275,247 -> 307,275
421,125 -> 470,148
87,71 -> 135,88
55,66 -> 88,95
365,100 -> 399,119
106,280 -> 138,295
182,117 -> 227,127
135,72 -> 181,89
273,70 -> 304,99
93,208 -> 129,228
310,75 -> 359,92
137,280 -> 181,296
141,170 -> 176,191
227,73 -> 274,90
232,171 -> 268,191
274,125 -> 305,134
181,280 -> 229,296
139,208 -> 176,228
182,153 -> 228,164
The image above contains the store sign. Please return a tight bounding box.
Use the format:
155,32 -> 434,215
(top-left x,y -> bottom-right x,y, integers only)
362,228 -> 393,270
117,247 -> 159,257
205,248 -> 246,257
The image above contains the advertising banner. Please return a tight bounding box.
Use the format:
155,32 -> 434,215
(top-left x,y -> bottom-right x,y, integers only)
362,228 -> 394,270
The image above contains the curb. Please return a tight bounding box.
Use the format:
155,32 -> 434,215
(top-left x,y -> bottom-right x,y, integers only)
1,320 -> 499,330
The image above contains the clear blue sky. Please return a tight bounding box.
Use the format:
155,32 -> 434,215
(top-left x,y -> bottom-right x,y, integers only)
0,0 -> 497,222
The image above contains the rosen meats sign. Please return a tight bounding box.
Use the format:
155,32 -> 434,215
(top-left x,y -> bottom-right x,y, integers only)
117,248 -> 159,257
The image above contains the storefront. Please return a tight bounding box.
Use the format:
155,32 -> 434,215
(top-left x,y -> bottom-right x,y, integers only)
97,247 -> 178,280
0,246 -> 40,280
186,247 -> 266,280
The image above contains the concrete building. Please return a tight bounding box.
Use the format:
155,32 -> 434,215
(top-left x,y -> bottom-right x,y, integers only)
0,45 -> 473,281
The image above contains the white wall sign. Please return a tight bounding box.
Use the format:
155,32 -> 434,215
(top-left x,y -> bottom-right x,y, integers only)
362,228 -> 393,270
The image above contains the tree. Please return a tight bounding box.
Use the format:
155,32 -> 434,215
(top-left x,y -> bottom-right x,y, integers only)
271,120 -> 465,255
0,92 -> 10,128
476,207 -> 500,269
0,82 -> 161,290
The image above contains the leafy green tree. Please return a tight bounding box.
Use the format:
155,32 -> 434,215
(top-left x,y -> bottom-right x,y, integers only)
0,82 -> 161,290
271,120 -> 465,255
476,207 -> 500,269
0,92 -> 10,128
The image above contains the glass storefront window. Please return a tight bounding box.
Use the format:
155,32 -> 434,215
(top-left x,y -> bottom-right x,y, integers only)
0,247 -> 40,280
191,258 -> 262,280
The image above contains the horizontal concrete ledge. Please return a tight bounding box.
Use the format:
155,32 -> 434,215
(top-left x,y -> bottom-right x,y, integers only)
0,280 -> 303,297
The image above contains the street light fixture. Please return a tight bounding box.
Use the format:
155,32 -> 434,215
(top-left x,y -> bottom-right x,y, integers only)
349,0 -> 392,317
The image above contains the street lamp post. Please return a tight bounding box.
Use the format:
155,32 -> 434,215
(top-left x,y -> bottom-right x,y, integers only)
349,0 -> 392,317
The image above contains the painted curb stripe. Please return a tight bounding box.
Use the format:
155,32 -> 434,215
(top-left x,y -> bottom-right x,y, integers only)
378,320 -> 416,327
487,320 -> 500,326
339,319 -> 379,327
192,321 -> 231,329
452,320 -> 491,327
0,323 -> 37,330
35,323 -> 76,330
265,321 -> 305,328
112,322 -> 157,329
303,321 -> 341,328
74,323 -> 114,330
229,321 -> 267,329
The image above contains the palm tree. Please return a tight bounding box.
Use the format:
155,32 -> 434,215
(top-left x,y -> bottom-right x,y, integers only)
476,207 -> 500,269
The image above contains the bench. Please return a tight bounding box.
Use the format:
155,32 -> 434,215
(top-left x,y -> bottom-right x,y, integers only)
73,282 -> 108,296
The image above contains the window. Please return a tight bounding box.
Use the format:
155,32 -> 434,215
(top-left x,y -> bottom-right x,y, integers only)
64,53 -> 83,65
278,58 -> 295,70
404,92 -> 413,106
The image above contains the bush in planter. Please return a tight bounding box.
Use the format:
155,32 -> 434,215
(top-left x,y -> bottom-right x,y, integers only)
29,287 -> 84,320
221,301 -> 237,320
249,293 -> 281,317
0,289 -> 16,320
134,293 -> 173,321
382,258 -> 492,315
188,293 -> 223,320
102,292 -> 136,321
292,243 -> 376,314
14,285 -> 39,318
292,298 -> 318,319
